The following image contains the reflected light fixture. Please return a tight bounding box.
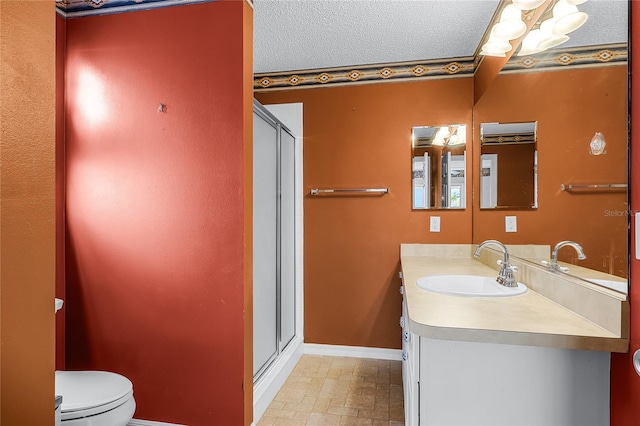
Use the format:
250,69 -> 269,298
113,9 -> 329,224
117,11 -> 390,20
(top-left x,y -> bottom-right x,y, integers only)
518,0 -> 589,56
517,28 -> 545,56
537,19 -> 570,50
552,0 -> 588,34
512,0 -> 546,11
447,126 -> 467,146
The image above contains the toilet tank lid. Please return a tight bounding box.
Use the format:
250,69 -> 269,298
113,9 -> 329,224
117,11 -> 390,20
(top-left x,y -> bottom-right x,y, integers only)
55,370 -> 133,412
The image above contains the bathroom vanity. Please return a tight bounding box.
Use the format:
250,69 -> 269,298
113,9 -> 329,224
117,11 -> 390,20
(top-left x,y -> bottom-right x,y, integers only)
400,244 -> 629,426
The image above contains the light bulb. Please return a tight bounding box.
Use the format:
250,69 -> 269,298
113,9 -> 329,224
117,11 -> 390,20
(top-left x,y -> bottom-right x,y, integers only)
437,127 -> 451,139
552,0 -> 588,34
492,4 -> 527,39
492,19 -> 527,40
501,4 -> 523,21
537,19 -> 570,50
517,29 -> 544,56
480,39 -> 512,56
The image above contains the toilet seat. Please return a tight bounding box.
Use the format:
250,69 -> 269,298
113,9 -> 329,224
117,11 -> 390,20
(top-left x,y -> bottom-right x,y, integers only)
55,370 -> 134,422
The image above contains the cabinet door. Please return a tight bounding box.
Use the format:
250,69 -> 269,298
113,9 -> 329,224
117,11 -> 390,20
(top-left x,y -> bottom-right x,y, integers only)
280,129 -> 296,348
253,111 -> 278,377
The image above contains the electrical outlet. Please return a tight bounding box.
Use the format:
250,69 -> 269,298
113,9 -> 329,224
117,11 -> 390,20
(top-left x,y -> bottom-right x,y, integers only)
430,216 -> 441,232
505,216 -> 517,233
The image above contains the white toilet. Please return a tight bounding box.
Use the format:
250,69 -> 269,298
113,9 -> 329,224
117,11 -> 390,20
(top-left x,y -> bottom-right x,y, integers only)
55,299 -> 136,426
55,370 -> 135,426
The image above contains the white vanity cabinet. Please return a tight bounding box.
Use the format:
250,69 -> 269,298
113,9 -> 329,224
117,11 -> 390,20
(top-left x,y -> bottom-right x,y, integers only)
400,288 -> 419,426
399,245 -> 628,425
401,291 -> 611,426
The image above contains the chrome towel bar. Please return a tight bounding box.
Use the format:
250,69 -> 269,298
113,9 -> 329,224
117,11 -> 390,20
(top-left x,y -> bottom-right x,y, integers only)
310,188 -> 389,195
561,183 -> 627,192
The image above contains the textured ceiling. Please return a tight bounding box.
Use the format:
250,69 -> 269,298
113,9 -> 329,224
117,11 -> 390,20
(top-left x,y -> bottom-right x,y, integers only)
253,0 -> 629,74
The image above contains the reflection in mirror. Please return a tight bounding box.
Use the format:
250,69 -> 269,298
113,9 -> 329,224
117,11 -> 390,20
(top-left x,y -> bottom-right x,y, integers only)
472,54 -> 628,294
480,122 -> 537,209
412,125 -> 467,209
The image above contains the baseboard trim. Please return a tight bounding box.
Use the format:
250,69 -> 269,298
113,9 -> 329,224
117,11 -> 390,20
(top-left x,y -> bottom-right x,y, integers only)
128,420 -> 186,426
303,343 -> 402,361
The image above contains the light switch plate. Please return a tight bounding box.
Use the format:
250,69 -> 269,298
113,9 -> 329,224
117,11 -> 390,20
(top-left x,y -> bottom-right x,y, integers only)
505,216 -> 517,233
430,216 -> 441,232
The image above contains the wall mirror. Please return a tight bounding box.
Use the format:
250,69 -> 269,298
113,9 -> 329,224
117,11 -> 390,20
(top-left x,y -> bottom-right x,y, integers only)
412,124 -> 467,209
479,122 -> 537,210
472,47 -> 629,294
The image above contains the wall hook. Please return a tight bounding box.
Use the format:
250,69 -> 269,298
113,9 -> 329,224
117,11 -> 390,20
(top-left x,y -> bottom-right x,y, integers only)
158,103 -> 166,113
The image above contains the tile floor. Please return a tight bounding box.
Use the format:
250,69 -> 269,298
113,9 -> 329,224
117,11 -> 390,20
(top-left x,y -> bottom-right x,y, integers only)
257,355 -> 404,426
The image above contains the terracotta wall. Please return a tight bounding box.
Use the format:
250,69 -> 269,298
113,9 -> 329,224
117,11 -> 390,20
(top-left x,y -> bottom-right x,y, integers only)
610,0 -> 640,422
473,66 -> 628,276
242,2 -> 254,421
63,2 -> 252,424
257,79 -> 474,349
0,1 -> 56,424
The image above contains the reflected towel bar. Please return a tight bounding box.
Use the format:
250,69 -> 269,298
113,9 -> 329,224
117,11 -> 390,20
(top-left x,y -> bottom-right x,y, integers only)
561,184 -> 628,192
310,188 -> 389,195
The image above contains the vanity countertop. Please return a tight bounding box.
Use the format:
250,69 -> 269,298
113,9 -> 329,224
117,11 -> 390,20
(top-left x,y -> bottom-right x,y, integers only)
401,248 -> 629,353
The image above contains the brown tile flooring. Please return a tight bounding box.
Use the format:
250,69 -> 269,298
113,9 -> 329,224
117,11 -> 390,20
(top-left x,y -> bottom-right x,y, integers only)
257,355 -> 404,426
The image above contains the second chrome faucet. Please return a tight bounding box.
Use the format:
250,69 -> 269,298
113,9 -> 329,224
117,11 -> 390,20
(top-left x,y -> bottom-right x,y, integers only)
542,241 -> 587,273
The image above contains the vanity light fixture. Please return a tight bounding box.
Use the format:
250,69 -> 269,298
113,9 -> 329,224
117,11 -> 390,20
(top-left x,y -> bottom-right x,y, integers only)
517,0 -> 588,56
480,4 -> 528,57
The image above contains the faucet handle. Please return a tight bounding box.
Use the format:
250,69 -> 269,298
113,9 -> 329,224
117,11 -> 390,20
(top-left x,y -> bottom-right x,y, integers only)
497,260 -> 518,272
541,260 -> 570,273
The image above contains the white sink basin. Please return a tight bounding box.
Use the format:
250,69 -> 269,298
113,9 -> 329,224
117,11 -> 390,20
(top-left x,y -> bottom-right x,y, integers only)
416,274 -> 528,297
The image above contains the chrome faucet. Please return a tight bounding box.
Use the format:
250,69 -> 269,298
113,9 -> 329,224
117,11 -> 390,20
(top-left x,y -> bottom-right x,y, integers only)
473,240 -> 519,287
542,241 -> 586,273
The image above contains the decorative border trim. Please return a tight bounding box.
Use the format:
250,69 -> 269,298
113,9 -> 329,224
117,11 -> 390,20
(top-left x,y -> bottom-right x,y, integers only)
502,43 -> 628,74
55,0 -> 217,18
255,43 -> 627,92
254,57 -> 475,92
304,343 -> 402,361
